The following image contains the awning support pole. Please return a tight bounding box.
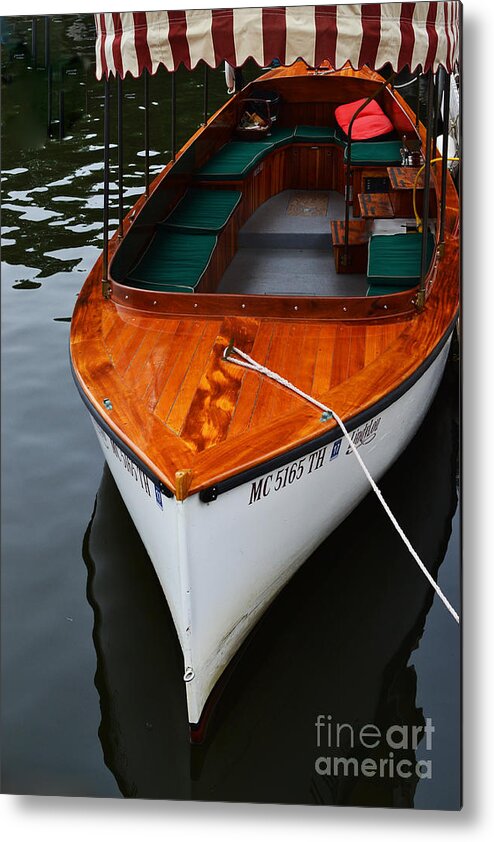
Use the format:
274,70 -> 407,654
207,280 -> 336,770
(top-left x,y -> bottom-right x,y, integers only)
343,72 -> 396,267
144,68 -> 150,196
171,71 -> 177,161
417,70 -> 434,310
432,71 -> 439,159
32,18 -> 37,67
44,15 -> 50,68
102,76 -> 111,299
415,74 -> 420,129
45,16 -> 52,137
117,74 -> 124,238
203,63 -> 209,125
439,72 -> 451,247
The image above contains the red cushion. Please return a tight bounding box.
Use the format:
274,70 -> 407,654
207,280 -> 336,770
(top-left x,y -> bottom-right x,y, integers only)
335,98 -> 394,140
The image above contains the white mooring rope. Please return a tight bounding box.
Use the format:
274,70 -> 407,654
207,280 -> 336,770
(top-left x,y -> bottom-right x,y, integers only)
223,343 -> 460,624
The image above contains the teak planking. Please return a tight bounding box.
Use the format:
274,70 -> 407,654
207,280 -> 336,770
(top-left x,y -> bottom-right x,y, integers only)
70,63 -> 460,499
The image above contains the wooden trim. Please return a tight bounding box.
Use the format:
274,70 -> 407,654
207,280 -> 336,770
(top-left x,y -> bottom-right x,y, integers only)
110,282 -> 418,322
175,469 -> 193,501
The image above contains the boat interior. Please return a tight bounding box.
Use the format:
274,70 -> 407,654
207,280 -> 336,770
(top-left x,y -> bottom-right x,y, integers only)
109,65 -> 438,314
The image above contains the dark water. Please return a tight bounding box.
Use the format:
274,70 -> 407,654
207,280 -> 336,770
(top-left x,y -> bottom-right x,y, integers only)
1,14 -> 461,808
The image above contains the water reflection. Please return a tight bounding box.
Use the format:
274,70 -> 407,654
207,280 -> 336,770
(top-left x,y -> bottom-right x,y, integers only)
12,279 -> 42,290
1,14 -> 236,281
83,359 -> 459,806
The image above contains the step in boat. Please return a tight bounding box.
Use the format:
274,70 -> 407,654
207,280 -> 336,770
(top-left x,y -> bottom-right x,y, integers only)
70,4 -> 460,737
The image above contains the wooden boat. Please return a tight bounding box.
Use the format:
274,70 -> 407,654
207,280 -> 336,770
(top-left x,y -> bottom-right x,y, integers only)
70,4 -> 460,737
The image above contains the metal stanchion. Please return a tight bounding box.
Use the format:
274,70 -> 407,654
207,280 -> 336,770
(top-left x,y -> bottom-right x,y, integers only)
118,75 -> 124,237
144,68 -> 150,196
102,77 -> 111,298
171,71 -> 176,161
203,63 -> 209,125
418,71 -> 434,309
439,73 -> 451,247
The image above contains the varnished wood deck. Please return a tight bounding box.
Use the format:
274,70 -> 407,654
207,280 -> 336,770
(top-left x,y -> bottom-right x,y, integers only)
105,313 -> 405,451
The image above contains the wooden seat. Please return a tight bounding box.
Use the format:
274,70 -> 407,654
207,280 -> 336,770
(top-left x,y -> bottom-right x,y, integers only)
344,140 -> 402,165
294,125 -> 336,142
358,193 -> 395,219
126,230 -> 217,293
367,231 -> 435,289
387,166 -> 425,191
330,219 -> 370,245
330,219 -> 371,273
386,166 -> 426,217
197,140 -> 275,180
162,188 -> 242,234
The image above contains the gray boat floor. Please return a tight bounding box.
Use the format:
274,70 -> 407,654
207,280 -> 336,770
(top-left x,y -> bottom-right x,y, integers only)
218,190 -> 369,297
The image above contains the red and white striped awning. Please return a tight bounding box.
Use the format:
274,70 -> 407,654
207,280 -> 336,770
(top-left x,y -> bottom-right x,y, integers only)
95,3 -> 460,80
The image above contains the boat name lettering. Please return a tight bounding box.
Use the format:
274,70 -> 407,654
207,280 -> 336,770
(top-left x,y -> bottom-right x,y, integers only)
346,417 -> 381,454
248,448 -> 327,505
109,439 -> 152,498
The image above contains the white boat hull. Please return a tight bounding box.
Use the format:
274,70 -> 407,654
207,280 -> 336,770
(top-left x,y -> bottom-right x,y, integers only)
89,337 -> 451,727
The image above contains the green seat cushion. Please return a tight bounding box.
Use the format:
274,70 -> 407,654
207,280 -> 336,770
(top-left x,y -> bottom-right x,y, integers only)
266,125 -> 297,147
198,140 -> 274,180
367,232 -> 435,286
294,125 -> 336,142
334,126 -> 349,146
366,283 -> 415,296
125,279 -> 196,294
126,230 -> 217,292
162,188 -> 242,233
344,140 -> 402,164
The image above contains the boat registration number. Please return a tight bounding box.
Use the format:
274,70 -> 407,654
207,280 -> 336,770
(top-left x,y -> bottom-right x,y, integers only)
248,444 -> 332,505
248,414 -> 382,505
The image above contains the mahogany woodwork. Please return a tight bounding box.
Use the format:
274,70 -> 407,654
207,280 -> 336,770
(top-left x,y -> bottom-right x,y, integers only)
195,204 -> 242,294
352,166 -> 391,215
288,145 -> 335,190
386,166 -> 437,219
330,219 -> 370,245
110,281 -> 418,322
330,220 -> 370,274
388,166 -> 425,190
358,193 -> 395,219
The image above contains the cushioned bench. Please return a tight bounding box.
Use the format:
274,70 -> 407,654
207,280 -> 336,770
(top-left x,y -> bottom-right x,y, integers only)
197,128 -> 401,181
366,283 -> 413,296
197,126 -> 343,180
198,140 -> 274,180
344,140 -> 402,165
126,230 -> 217,293
366,231 -> 435,294
266,125 -> 297,147
294,125 -> 336,142
162,188 -> 242,234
